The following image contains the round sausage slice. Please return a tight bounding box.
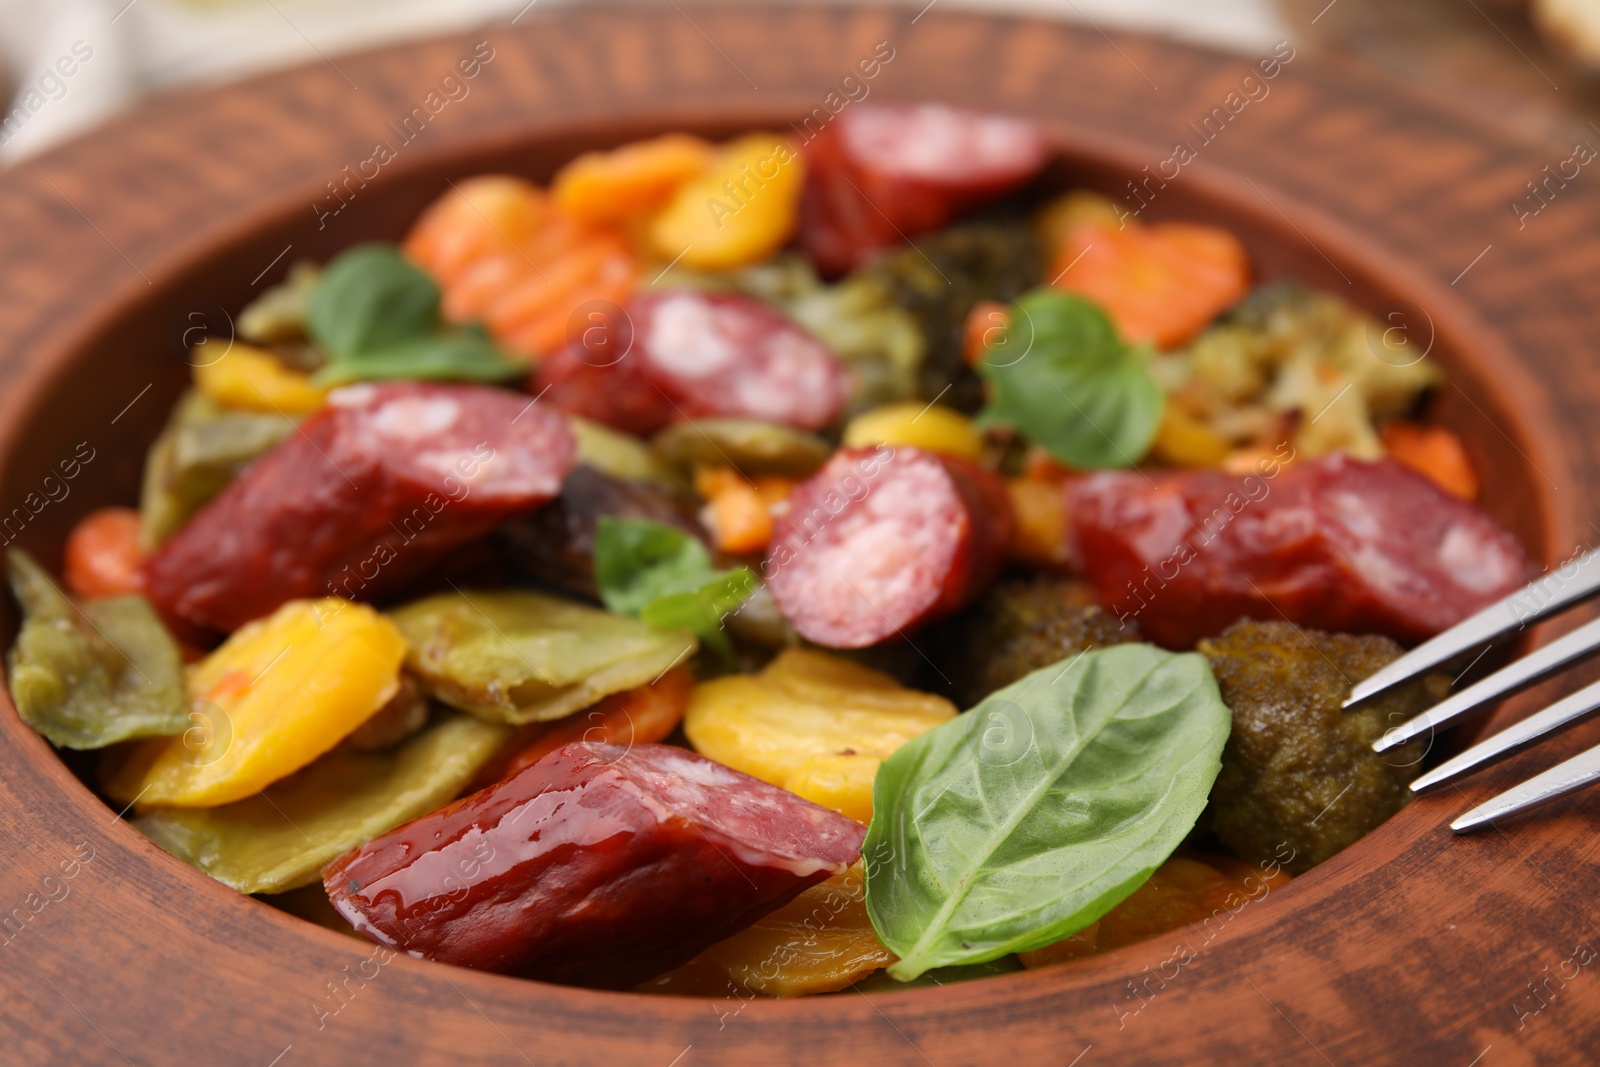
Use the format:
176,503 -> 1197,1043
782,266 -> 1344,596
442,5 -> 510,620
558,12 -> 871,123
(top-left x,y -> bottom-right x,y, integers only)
799,103 -> 1049,275
535,289 -> 850,435
143,381 -> 575,633
1070,453 -> 1538,649
322,742 -> 866,989
764,445 -> 1013,648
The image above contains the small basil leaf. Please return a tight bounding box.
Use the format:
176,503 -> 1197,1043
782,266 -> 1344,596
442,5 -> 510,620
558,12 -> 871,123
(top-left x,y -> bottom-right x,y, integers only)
314,327 -> 528,386
306,243 -> 442,358
863,643 -> 1231,980
594,517 -> 756,655
976,289 -> 1165,470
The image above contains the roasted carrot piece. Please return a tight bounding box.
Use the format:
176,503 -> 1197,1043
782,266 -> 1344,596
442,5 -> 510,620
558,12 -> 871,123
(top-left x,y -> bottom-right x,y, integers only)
962,300 -> 1010,366
63,507 -> 146,599
1006,478 -> 1072,571
1381,422 -> 1479,501
552,133 -> 714,227
1050,220 -> 1251,350
694,466 -> 792,554
499,666 -> 695,780
404,176 -> 639,361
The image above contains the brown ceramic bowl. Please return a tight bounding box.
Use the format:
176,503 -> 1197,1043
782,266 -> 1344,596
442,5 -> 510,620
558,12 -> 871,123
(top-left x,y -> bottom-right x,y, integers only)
2,6 -> 1598,1065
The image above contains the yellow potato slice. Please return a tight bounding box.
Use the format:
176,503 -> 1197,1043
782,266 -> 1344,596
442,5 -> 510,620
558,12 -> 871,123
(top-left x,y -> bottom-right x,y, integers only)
684,649 -> 955,822
103,598 -> 405,809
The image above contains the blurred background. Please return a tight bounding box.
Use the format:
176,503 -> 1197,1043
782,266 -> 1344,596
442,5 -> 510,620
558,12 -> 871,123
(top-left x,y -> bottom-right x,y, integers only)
1,0 -> 1598,162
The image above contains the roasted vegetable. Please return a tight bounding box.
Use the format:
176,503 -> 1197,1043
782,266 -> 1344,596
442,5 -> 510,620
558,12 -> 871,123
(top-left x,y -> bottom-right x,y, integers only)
928,576 -> 1139,708
841,403 -> 985,460
1199,620 -> 1438,873
652,418 -> 831,478
103,598 -> 407,808
138,390 -> 296,548
63,507 -> 145,599
5,550 -> 186,749
403,176 -> 637,360
498,665 -> 694,781
692,466 -> 793,555
500,465 -> 705,602
1048,217 -> 1251,350
134,713 -> 511,894
192,341 -> 328,414
1153,282 -> 1444,464
685,649 -> 956,822
640,862 -> 892,996
570,416 -> 680,486
238,260 -> 321,346
553,133 -> 713,229
866,219 -> 1042,412
650,134 -> 805,271
1380,421 -> 1478,501
388,588 -> 697,725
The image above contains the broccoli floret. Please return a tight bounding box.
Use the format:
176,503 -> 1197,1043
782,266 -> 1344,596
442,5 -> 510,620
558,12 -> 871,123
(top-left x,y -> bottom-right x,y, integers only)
928,576 -> 1139,708
1199,619 -> 1443,873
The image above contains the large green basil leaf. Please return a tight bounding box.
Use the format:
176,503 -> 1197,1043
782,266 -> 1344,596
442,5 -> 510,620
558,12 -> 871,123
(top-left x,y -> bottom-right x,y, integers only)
314,325 -> 527,386
306,243 -> 442,357
5,550 -> 188,749
976,289 -> 1165,469
864,643 -> 1230,980
135,713 -> 511,894
388,589 -> 697,725
594,517 -> 756,658
305,244 -> 525,385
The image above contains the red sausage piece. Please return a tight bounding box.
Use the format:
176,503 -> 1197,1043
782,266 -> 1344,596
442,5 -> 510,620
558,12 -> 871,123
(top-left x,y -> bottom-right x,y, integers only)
143,381 -> 575,632
1071,453 -> 1538,649
764,445 -> 1013,648
535,290 -> 850,435
799,103 -> 1048,275
322,742 -> 866,989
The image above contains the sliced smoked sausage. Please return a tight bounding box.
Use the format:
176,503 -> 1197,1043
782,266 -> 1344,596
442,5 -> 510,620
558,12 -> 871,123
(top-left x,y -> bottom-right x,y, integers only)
142,381 -> 575,632
322,742 -> 866,989
534,289 -> 850,436
764,445 -> 1013,648
1070,452 -> 1538,649
798,103 -> 1049,275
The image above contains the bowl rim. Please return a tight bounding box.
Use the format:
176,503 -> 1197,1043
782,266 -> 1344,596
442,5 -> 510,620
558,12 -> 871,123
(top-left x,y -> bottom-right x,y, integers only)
0,7 -> 1590,1063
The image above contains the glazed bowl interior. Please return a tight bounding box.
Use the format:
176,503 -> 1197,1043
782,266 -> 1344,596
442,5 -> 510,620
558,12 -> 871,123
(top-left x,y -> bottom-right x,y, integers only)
0,112 -> 1556,986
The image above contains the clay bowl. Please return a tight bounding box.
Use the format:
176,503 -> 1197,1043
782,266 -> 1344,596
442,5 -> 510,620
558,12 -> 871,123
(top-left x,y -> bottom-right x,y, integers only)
1,5 -> 1598,1064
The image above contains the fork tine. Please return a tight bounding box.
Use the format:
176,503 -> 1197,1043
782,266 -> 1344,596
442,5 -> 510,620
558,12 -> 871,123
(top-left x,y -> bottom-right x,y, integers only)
1450,738 -> 1600,832
1409,677 -> 1600,793
1371,614 -> 1600,753
1343,546 -> 1600,710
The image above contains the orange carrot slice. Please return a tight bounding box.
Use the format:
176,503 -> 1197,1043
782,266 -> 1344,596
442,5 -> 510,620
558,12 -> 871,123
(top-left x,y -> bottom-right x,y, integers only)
63,507 -> 146,599
1050,220 -> 1251,350
1381,422 -> 1479,501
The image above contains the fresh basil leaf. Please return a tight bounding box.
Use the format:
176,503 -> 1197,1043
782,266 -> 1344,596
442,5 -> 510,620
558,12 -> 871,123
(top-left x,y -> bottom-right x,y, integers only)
594,517 -> 756,656
863,643 -> 1231,980
306,243 -> 442,358
315,325 -> 527,386
306,246 -> 528,385
976,289 -> 1165,470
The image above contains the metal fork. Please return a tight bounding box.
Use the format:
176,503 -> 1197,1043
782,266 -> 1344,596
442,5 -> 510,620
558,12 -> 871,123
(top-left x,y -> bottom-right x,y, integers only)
1341,546 -> 1600,832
